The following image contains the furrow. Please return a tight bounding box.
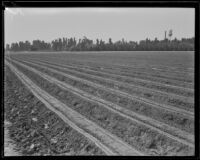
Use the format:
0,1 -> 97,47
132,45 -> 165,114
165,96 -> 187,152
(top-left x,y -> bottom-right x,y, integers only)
13,58 -> 194,119
60,57 -> 194,77
9,59 -> 194,148
15,57 -> 194,95
16,57 -> 193,103
20,55 -> 194,85
52,61 -> 194,91
21,56 -> 193,91
147,67 -> 193,76
70,58 -> 194,76
105,63 -> 194,76
6,60 -> 145,156
65,61 -> 194,84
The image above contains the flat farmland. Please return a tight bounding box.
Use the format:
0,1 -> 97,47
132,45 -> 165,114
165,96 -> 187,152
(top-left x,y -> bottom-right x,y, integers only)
5,51 -> 194,156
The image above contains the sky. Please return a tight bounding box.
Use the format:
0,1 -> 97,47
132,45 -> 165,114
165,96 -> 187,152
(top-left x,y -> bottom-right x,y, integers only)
5,8 -> 194,45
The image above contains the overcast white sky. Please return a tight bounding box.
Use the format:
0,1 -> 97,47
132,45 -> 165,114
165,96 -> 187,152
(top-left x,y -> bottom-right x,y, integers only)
5,8 -> 194,45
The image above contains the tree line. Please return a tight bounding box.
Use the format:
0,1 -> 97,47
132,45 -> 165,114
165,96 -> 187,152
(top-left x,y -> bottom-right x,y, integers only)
6,36 -> 194,52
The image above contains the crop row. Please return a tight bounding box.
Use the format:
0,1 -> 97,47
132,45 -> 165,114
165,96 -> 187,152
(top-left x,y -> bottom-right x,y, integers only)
12,57 -> 194,99
12,59 -> 194,133
33,57 -> 194,93
11,55 -> 194,90
12,59 -> 195,146
14,58 -> 194,110
53,61 -> 194,95
11,52 -> 194,74
5,65 -> 105,155
6,61 -> 141,156
54,60 -> 194,90
24,56 -> 193,85
7,59 -> 194,156
63,56 -> 194,74
109,63 -> 194,76
9,58 -> 194,145
61,60 -> 194,83
12,57 -> 194,111
19,54 -> 193,82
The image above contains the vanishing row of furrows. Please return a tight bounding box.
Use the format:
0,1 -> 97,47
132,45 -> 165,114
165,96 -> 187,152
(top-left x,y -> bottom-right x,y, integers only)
10,59 -> 194,140
44,59 -> 194,93
56,57 -> 194,75
10,58 -> 194,119
100,63 -> 194,77
19,56 -> 194,90
14,55 -> 194,92
16,54 -> 193,82
8,59 -> 194,150
49,59 -> 194,89
12,57 -> 194,111
11,57 -> 194,101
126,63 -> 194,73
11,53 -> 194,74
4,66 -> 106,156
6,59 -> 194,156
20,56 -> 194,87
6,61 -> 144,156
12,58 -> 194,118
48,58 -> 194,84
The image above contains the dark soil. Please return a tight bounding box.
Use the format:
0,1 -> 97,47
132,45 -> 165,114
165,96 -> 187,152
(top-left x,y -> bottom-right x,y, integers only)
34,58 -> 193,96
13,60 -> 194,134
4,65 -> 105,156
22,60 -> 193,111
9,60 -> 194,156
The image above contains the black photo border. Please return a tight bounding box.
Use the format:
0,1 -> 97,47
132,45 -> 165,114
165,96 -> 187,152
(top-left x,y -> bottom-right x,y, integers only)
1,1 -> 199,160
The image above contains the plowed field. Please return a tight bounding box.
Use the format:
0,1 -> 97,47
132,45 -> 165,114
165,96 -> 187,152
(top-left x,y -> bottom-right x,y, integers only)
4,51 -> 194,156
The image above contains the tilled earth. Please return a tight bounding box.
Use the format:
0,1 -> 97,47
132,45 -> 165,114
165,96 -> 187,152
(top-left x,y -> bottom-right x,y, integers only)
4,121 -> 21,156
21,59 -> 194,110
8,59 -> 193,156
12,60 -> 194,134
4,66 -> 105,156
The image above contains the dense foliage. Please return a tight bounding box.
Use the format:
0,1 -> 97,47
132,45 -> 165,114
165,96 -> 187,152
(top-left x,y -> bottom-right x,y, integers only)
6,37 -> 194,51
